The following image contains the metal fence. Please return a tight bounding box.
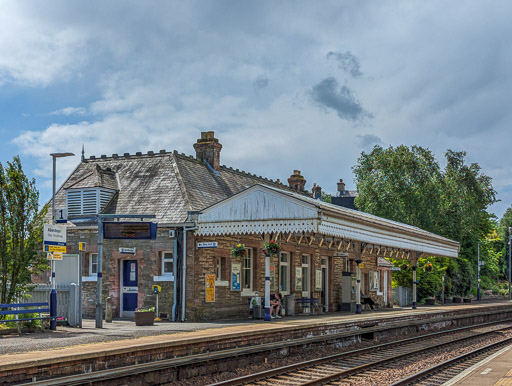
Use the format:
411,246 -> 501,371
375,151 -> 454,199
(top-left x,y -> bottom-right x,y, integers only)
22,284 -> 71,321
392,286 -> 413,307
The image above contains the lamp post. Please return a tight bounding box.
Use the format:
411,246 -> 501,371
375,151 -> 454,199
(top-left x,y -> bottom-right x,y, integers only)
50,152 -> 74,330
509,227 -> 511,301
477,242 -> 480,301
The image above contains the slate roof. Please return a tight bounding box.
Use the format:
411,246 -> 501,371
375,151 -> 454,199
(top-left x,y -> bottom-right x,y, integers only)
50,150 -> 303,225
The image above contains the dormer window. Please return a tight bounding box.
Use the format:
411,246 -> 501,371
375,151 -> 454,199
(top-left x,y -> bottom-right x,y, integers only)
66,187 -> 116,216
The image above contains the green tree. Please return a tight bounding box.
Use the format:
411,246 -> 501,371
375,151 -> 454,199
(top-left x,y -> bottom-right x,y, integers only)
353,145 -> 497,297
498,206 -> 512,278
0,156 -> 47,305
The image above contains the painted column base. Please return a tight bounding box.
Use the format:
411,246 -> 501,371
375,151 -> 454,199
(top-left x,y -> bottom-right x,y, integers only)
355,303 -> 362,314
412,302 -> 417,309
50,289 -> 57,331
264,307 -> 271,321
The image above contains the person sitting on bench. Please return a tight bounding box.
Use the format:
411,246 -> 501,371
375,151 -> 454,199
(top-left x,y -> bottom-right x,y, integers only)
270,293 -> 282,318
360,291 -> 375,310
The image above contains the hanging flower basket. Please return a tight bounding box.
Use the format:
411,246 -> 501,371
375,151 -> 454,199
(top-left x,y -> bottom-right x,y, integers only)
231,243 -> 247,258
424,263 -> 433,272
263,240 -> 281,255
400,263 -> 410,271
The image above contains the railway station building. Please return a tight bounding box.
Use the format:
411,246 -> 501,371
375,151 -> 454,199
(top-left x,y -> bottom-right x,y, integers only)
47,131 -> 460,321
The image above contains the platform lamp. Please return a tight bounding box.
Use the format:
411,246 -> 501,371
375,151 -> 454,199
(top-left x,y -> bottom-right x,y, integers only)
50,152 -> 74,330
355,257 -> 362,314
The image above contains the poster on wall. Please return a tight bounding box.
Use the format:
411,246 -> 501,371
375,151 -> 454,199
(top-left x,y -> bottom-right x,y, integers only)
295,267 -> 302,291
315,268 -> 323,291
270,265 -> 275,291
231,262 -> 241,291
369,271 -> 380,291
205,274 -> 215,302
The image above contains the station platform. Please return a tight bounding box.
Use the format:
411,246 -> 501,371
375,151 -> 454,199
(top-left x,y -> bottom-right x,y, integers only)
447,343 -> 512,386
1,301 -> 512,384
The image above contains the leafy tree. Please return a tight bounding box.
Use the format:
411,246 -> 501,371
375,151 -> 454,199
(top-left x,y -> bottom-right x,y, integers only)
497,206 -> 512,278
0,156 -> 47,305
353,145 -> 497,297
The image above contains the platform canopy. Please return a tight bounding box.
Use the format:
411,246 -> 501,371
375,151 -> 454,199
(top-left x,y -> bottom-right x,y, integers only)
197,184 -> 459,258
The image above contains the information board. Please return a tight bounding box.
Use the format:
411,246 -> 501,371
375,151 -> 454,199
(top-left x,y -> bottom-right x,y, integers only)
103,222 -> 157,240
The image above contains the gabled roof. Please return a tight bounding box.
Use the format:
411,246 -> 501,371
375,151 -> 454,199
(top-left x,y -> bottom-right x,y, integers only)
50,151 -> 303,224
197,184 -> 460,258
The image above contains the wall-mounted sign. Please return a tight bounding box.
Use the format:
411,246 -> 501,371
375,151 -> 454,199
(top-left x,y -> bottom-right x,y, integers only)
197,242 -> 218,249
295,267 -> 302,291
231,262 -> 241,291
103,222 -> 157,240
205,274 -> 215,302
79,242 -> 87,251
119,247 -> 136,255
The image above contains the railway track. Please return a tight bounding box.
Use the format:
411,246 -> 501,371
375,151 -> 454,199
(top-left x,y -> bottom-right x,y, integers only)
20,320 -> 512,385
210,322 -> 512,386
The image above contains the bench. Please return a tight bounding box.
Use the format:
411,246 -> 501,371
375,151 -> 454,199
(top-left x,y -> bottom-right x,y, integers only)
0,302 -> 54,333
296,298 -> 322,314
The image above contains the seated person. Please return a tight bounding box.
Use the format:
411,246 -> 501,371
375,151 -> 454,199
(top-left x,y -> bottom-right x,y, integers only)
270,293 -> 282,318
360,291 -> 375,310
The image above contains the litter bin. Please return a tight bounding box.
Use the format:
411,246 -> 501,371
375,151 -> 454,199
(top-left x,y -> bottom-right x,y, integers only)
284,294 -> 295,316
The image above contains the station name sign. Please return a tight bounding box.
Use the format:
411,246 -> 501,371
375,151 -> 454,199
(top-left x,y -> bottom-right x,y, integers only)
103,222 -> 157,240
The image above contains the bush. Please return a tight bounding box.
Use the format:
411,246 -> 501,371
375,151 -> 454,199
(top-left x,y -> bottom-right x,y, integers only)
1,313 -> 42,329
499,288 -> 509,296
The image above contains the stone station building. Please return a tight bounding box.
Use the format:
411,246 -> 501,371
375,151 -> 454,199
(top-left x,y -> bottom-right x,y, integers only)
46,132 -> 460,321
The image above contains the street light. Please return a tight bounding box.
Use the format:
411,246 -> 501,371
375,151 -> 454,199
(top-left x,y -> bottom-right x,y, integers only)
50,152 -> 74,330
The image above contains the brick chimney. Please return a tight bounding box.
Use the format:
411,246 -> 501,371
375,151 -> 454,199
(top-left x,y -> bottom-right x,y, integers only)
312,183 -> 322,199
288,170 -> 306,192
193,131 -> 222,171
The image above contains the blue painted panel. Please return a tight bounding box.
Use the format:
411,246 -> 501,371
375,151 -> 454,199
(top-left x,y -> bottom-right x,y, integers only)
123,260 -> 138,311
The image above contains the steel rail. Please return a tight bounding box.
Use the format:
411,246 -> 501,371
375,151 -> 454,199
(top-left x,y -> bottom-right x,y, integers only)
210,322 -> 512,386
390,337 -> 512,386
20,319 -> 512,386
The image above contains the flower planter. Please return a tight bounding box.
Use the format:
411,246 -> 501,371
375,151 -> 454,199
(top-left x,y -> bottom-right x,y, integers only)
425,298 -> 436,305
453,297 -> 463,303
463,298 -> 472,303
134,311 -> 154,326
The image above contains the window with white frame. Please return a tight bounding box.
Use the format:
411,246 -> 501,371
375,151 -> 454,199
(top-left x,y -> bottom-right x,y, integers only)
89,253 -> 98,276
279,252 -> 290,294
216,256 -> 223,281
242,248 -> 253,290
161,251 -> 173,276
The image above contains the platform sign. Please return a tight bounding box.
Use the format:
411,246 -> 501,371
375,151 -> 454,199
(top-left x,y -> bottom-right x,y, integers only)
103,222 -> 157,240
55,208 -> 68,223
45,245 -> 66,253
43,224 -> 67,251
47,252 -> 63,260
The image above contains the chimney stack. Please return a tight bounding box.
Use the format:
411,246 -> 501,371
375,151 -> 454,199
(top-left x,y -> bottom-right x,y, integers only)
288,170 -> 306,192
312,183 -> 322,199
194,131 -> 222,171
337,178 -> 346,196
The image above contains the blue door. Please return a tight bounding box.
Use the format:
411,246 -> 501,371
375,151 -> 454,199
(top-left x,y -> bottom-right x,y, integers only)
122,260 -> 138,313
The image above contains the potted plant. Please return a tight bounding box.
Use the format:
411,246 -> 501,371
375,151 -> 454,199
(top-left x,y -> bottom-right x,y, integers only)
423,262 -> 433,272
134,307 -> 155,326
263,240 -> 281,256
425,297 -> 436,305
453,296 -> 463,303
231,243 -> 247,258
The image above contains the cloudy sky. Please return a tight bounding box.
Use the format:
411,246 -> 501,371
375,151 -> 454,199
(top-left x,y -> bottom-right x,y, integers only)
1,1 -> 511,219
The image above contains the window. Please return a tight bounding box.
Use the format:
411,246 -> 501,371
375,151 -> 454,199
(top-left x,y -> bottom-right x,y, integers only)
369,271 -> 380,291
279,252 -> 290,294
242,248 -> 253,290
89,253 -> 98,276
216,256 -> 223,281
161,251 -> 173,276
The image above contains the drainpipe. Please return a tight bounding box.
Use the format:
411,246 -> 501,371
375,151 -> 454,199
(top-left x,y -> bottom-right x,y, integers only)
181,225 -> 195,322
172,235 -> 178,322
